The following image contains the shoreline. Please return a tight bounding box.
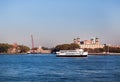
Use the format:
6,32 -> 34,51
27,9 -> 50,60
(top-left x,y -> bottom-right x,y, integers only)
89,53 -> 120,55
0,53 -> 120,55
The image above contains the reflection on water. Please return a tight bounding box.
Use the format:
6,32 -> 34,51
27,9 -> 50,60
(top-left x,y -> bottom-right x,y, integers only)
0,54 -> 120,82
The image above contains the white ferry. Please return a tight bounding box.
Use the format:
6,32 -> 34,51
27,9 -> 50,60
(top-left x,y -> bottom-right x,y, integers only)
56,49 -> 88,57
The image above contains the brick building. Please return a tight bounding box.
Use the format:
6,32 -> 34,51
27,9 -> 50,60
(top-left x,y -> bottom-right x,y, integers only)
73,37 -> 104,49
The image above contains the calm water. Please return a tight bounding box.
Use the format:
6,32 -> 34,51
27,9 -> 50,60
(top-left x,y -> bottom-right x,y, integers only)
0,54 -> 120,82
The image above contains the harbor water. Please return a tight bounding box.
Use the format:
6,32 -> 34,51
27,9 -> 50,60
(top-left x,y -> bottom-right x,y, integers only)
0,54 -> 120,82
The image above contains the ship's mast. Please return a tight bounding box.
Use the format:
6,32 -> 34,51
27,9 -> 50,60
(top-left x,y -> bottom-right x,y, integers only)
31,35 -> 34,49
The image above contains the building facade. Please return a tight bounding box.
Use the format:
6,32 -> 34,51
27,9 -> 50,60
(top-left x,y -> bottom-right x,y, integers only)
73,37 -> 104,49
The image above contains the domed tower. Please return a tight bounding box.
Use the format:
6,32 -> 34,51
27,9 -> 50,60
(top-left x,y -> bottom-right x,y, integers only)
95,38 -> 100,45
91,38 -> 94,44
77,38 -> 80,45
73,38 -> 77,44
73,38 -> 80,45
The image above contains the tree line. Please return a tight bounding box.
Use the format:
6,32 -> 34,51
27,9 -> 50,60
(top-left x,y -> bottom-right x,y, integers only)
51,43 -> 80,53
1,43 -> 120,54
51,43 -> 120,53
0,43 -> 30,54
84,47 -> 120,53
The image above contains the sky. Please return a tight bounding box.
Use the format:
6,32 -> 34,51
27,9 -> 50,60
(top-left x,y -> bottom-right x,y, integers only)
0,0 -> 120,48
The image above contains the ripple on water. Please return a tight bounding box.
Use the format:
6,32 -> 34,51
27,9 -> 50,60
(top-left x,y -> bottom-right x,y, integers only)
0,54 -> 120,82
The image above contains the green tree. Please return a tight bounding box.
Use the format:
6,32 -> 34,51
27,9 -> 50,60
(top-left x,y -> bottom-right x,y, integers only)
69,43 -> 80,50
53,43 -> 80,52
18,45 -> 30,53
55,44 -> 70,50
42,46 -> 49,50
0,43 -> 11,53
109,47 -> 120,53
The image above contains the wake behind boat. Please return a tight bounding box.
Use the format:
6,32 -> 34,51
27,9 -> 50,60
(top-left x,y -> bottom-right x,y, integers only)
56,49 -> 88,57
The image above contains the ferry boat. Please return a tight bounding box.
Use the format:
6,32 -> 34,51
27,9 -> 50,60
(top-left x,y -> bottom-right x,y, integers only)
56,49 -> 88,57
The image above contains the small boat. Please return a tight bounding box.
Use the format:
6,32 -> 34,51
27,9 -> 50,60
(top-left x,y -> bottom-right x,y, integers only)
56,49 -> 88,57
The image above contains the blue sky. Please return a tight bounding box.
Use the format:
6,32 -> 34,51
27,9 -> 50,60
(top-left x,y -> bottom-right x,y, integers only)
0,0 -> 120,48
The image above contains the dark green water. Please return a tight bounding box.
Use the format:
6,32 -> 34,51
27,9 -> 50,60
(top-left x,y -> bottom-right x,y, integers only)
0,54 -> 120,82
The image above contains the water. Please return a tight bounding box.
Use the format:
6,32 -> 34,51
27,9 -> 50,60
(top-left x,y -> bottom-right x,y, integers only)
0,54 -> 120,82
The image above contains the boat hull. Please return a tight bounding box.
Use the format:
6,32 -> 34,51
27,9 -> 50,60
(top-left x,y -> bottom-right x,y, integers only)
56,55 -> 87,57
